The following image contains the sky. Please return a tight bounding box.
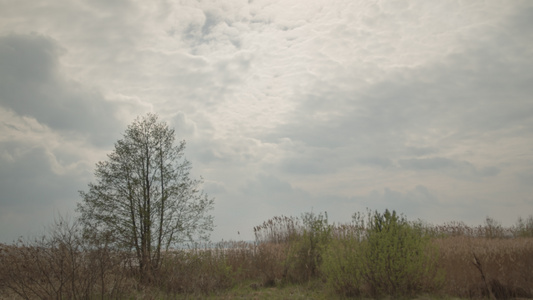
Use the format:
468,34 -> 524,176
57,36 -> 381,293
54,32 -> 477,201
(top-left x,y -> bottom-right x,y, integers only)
1,0 -> 532,243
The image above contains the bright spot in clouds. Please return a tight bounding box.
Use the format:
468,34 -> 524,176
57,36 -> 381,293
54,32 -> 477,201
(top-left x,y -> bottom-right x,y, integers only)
1,0 -> 532,243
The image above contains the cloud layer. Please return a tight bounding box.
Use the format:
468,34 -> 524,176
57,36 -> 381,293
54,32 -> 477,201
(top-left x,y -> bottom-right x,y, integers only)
1,0 -> 532,243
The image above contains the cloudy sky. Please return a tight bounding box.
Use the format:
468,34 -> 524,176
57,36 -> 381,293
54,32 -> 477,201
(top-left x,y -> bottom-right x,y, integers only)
1,0 -> 532,243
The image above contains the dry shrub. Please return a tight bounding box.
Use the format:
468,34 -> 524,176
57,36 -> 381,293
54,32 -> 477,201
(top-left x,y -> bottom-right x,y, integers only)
435,236 -> 533,298
155,240 -> 289,294
156,247 -> 235,295
0,217 -> 132,299
253,242 -> 289,286
251,212 -> 332,285
513,215 -> 533,237
252,214 -> 298,286
254,215 -> 301,244
285,212 -> 331,283
218,241 -> 256,281
428,217 -> 519,239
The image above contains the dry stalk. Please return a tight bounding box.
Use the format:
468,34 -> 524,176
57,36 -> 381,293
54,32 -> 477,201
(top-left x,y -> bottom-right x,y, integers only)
472,252 -> 495,300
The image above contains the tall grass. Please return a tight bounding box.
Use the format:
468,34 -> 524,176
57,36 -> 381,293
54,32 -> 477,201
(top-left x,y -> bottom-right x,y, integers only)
435,236 -> 533,298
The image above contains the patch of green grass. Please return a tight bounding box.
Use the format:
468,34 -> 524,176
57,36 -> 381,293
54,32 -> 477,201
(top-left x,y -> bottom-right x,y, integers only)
164,280 -> 330,300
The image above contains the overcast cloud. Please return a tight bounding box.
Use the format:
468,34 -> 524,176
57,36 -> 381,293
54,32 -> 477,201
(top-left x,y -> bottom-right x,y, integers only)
1,0 -> 532,243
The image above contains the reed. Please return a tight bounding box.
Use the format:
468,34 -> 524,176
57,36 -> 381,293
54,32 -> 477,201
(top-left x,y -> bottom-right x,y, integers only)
435,235 -> 533,298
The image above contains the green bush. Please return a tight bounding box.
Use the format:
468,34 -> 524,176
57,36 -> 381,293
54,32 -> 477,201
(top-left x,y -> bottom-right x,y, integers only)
322,231 -> 365,297
322,209 -> 444,298
363,210 -> 443,296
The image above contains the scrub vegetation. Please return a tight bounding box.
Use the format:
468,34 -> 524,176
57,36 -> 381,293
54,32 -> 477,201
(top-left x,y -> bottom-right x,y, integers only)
1,212 -> 533,299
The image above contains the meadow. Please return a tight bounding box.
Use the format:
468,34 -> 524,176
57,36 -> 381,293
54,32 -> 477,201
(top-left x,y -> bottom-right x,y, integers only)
1,211 -> 532,299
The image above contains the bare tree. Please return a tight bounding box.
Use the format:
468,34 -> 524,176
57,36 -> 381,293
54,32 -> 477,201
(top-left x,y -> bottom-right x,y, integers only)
77,113 -> 214,282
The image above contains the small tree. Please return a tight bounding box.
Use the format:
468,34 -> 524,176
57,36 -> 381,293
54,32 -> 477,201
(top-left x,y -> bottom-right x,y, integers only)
77,113 -> 214,282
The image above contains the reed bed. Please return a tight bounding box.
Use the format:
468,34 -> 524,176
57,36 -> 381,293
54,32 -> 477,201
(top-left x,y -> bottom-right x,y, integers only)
435,236 -> 533,298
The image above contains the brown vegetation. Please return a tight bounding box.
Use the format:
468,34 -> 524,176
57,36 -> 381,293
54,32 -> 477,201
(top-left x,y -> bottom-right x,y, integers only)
1,213 -> 533,299
0,219 -> 134,299
435,236 -> 533,299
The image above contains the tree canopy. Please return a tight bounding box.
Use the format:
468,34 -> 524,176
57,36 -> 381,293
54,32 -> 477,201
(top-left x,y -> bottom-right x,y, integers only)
77,113 -> 214,280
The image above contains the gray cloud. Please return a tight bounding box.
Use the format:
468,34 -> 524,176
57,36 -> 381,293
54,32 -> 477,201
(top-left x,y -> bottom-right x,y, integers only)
398,157 -> 500,178
0,33 -> 123,146
0,144 -> 86,242
398,157 -> 458,171
280,146 -> 342,175
0,145 -> 80,205
357,156 -> 394,169
404,147 -> 437,157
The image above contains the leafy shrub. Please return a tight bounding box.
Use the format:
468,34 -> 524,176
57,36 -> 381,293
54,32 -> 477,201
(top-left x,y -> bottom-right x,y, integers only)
322,209 -> 443,297
362,209 -> 443,296
322,230 -> 365,297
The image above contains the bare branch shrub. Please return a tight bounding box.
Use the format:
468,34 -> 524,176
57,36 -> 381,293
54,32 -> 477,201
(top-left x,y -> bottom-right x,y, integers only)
0,216 -> 131,299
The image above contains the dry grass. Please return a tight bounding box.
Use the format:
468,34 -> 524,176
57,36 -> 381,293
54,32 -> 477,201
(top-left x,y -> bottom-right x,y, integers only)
435,236 -> 533,299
